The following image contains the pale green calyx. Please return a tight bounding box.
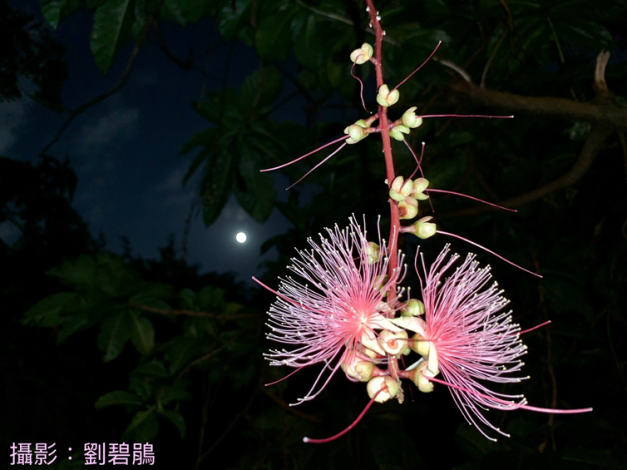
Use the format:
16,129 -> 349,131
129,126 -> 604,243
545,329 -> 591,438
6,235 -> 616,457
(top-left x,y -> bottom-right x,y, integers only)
366,242 -> 380,264
399,197 -> 419,220
350,43 -> 374,64
390,124 -> 410,141
401,299 -> 425,317
344,123 -> 369,144
402,107 -> 424,128
414,216 -> 437,239
411,177 -> 430,201
389,176 -> 413,202
376,84 -> 400,107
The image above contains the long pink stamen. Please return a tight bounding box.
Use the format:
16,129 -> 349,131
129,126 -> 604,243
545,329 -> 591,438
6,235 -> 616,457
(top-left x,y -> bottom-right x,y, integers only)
436,230 -> 542,278
419,114 -> 514,119
351,61 -> 370,113
264,367 -> 304,387
426,376 -> 592,414
518,320 -> 551,335
286,142 -> 348,190
260,135 -> 348,172
252,276 -> 316,312
426,188 -> 517,212
303,388 -> 383,444
393,41 -> 441,91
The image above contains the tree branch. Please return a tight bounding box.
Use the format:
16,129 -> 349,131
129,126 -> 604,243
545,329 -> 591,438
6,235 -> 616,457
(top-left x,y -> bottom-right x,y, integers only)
439,125 -> 613,218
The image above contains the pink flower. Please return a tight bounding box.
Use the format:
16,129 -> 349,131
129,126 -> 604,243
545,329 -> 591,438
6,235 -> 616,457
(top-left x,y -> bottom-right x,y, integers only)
416,245 -> 591,439
255,217 -> 403,405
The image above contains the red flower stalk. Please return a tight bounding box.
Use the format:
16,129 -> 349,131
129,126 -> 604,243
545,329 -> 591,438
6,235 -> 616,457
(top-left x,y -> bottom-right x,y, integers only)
415,245 -> 592,440
254,217 -> 405,406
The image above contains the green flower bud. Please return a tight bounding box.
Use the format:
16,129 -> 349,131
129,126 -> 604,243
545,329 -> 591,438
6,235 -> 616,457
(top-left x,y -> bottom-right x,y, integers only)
376,84 -> 400,107
366,242 -> 380,264
399,197 -> 419,220
344,124 -> 367,144
414,216 -> 436,239
367,376 -> 399,403
402,107 -> 423,128
389,176 -> 412,202
411,177 -> 430,201
341,356 -> 375,382
401,299 -> 425,317
350,43 -> 374,64
412,362 -> 434,393
389,124 -> 410,141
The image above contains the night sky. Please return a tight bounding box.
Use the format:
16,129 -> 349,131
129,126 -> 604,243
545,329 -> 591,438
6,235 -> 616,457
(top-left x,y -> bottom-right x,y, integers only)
0,0 -> 301,284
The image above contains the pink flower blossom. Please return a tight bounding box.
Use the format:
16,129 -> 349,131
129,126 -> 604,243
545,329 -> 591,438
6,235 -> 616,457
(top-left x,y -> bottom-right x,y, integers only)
255,217 -> 404,405
417,245 -> 591,439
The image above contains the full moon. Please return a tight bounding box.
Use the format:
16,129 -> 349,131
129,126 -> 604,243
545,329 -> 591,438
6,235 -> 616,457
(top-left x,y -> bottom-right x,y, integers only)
236,232 -> 247,243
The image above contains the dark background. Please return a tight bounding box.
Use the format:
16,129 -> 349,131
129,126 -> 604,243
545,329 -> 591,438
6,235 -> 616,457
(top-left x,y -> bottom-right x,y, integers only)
1,0 -> 626,468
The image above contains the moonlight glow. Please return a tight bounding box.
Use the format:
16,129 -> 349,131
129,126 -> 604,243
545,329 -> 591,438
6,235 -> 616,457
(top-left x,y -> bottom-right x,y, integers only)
236,232 -> 247,243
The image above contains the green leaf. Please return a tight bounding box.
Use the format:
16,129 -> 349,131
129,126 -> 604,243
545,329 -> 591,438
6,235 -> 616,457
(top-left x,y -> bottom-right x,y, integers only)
255,6 -> 298,61
294,14 -> 321,69
159,379 -> 192,406
95,390 -> 143,408
24,292 -> 79,327
48,254 -> 97,289
160,410 -> 186,437
123,408 -> 159,442
56,313 -> 91,344
90,0 -> 135,73
97,311 -> 131,362
166,337 -> 204,374
233,145 -> 275,223
129,311 -> 155,355
217,0 -> 249,40
132,361 -> 169,378
40,0 -> 82,29
239,67 -> 284,111
200,150 -> 233,226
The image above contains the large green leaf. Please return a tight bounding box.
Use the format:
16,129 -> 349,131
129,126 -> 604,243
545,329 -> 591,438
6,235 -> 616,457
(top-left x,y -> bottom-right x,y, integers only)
129,311 -> 155,354
166,337 -> 204,374
24,292 -> 79,327
40,0 -> 82,29
233,145 -> 275,223
123,408 -> 159,442
97,311 -> 132,362
255,5 -> 298,61
217,0 -> 249,40
293,13 -> 321,70
56,313 -> 91,344
90,0 -> 136,73
95,390 -> 143,408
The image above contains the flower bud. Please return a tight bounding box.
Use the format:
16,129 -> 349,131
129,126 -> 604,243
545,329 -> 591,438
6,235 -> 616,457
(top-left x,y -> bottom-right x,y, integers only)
404,216 -> 436,239
411,334 -> 430,357
350,43 -> 374,64
389,176 -> 412,202
341,354 -> 375,382
399,197 -> 418,220
402,107 -> 423,128
367,376 -> 399,403
411,362 -> 434,393
401,299 -> 425,317
378,329 -> 409,355
410,177 -> 430,201
389,124 -> 410,141
376,84 -> 399,107
344,124 -> 368,144
366,241 -> 380,264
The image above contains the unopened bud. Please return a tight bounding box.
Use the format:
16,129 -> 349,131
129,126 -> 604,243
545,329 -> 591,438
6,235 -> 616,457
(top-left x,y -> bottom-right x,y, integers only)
367,376 -> 399,403
389,176 -> 412,202
378,329 -> 409,355
411,178 -> 430,201
344,124 -> 368,144
404,216 -> 436,239
389,124 -> 410,141
399,197 -> 419,220
366,242 -> 380,264
412,362 -> 434,393
341,354 -> 375,382
376,84 -> 399,107
401,299 -> 425,317
411,334 -> 430,357
402,107 -> 423,128
350,43 -> 374,64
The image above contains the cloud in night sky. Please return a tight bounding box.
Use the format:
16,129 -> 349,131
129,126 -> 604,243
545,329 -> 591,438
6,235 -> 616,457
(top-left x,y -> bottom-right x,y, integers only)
0,100 -> 30,155
77,106 -> 139,152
